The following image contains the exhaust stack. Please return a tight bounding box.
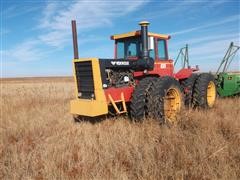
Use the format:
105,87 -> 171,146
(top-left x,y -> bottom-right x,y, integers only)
139,21 -> 150,60
71,20 -> 79,59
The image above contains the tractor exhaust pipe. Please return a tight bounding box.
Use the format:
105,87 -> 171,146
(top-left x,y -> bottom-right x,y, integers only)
71,20 -> 79,59
139,21 -> 150,60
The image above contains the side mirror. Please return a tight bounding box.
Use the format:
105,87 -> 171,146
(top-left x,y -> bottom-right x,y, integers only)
148,37 -> 154,50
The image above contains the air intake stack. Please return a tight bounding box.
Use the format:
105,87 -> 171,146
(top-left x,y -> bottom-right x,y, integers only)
71,20 -> 79,59
139,21 -> 150,60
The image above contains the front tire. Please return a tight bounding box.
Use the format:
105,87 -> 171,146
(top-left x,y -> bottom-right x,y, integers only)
150,76 -> 183,124
130,77 -> 157,121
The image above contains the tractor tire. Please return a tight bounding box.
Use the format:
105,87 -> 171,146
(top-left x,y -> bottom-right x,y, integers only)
192,73 -> 217,108
130,77 -> 157,121
150,76 -> 183,124
180,74 -> 198,107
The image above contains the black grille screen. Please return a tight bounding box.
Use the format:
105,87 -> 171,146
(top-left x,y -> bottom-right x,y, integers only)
75,61 -> 95,99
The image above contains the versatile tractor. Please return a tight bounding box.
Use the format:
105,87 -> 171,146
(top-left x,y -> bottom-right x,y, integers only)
70,20 -> 217,123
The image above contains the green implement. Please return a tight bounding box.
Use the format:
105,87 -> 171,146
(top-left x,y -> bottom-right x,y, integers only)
215,42 -> 240,97
216,72 -> 240,97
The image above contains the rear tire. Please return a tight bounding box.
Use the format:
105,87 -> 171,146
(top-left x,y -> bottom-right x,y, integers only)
180,74 -> 198,107
192,73 -> 216,108
130,77 -> 157,121
150,76 -> 183,124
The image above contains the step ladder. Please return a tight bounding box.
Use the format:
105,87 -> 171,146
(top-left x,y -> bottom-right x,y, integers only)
108,92 -> 127,114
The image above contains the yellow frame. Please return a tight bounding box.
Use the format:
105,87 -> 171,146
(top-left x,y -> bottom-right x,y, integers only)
70,58 -> 108,117
111,31 -> 170,40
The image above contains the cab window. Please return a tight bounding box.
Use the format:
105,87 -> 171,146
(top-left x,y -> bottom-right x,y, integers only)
117,42 -> 124,59
127,42 -> 137,57
157,39 -> 167,60
149,49 -> 155,59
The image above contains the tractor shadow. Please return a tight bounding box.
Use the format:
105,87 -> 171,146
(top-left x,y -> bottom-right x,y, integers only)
73,115 -> 112,124
73,106 -> 130,124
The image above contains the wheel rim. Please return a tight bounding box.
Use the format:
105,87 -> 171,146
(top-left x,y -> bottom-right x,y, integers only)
164,87 -> 181,122
207,81 -> 216,107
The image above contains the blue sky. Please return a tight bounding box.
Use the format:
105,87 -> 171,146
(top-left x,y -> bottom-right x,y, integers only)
1,0 -> 239,77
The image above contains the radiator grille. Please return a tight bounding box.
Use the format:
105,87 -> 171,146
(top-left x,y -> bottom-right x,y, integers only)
75,61 -> 95,99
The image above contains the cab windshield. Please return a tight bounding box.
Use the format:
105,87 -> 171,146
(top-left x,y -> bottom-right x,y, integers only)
116,37 -> 141,59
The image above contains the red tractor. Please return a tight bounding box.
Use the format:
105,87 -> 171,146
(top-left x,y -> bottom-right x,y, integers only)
70,20 -> 216,123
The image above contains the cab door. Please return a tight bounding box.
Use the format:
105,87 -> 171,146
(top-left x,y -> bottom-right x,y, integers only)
153,38 -> 174,76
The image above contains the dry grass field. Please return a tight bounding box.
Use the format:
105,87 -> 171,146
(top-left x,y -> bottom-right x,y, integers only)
0,77 -> 240,179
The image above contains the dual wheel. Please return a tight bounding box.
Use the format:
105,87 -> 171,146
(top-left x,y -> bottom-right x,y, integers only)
130,73 -> 216,123
181,73 -> 217,108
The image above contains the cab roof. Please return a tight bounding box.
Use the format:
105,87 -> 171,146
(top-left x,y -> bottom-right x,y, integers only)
111,30 -> 170,40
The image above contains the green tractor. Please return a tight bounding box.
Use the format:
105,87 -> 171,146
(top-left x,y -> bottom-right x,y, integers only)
215,42 -> 240,97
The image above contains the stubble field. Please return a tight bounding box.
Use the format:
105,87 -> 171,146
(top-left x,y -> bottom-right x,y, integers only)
0,77 -> 240,179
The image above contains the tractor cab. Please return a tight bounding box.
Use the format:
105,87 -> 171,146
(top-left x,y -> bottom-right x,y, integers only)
111,31 -> 171,61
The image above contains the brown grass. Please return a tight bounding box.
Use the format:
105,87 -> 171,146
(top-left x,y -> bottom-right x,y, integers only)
1,77 -> 240,179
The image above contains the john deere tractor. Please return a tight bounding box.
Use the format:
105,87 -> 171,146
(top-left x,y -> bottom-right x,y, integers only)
70,20 -> 216,123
